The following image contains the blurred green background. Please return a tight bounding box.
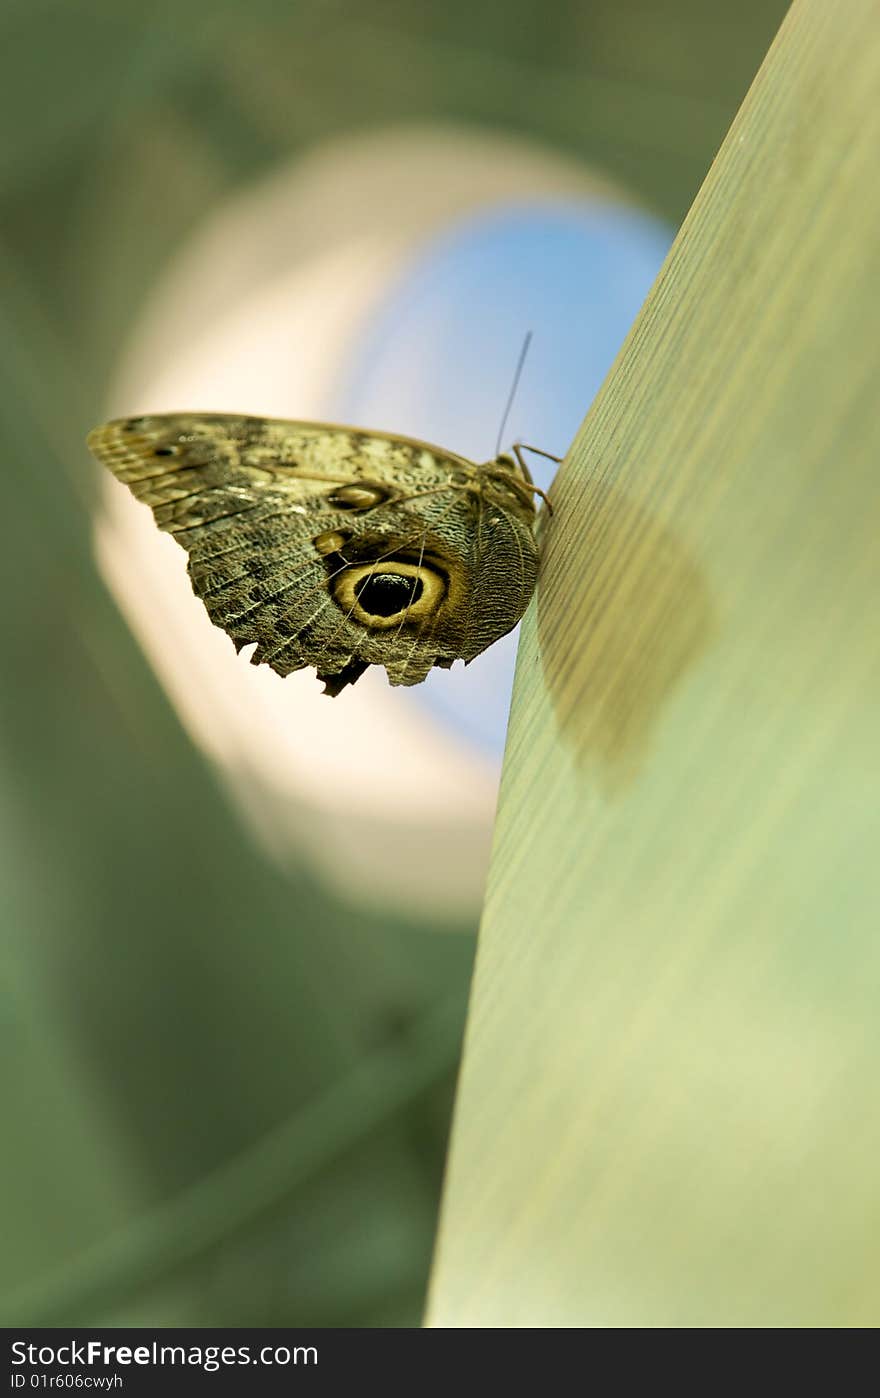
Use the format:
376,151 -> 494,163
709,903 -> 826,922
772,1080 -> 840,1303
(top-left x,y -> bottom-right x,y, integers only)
0,0 -> 787,1327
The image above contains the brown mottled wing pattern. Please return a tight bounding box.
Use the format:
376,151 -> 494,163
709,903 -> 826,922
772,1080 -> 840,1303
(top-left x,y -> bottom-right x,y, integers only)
87,412 -> 539,693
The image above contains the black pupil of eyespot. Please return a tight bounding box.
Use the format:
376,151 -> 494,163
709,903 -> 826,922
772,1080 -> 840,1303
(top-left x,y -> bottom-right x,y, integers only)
354,572 -> 422,617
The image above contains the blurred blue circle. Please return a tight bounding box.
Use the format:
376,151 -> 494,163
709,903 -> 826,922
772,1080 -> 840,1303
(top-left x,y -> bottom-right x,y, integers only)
331,198 -> 672,759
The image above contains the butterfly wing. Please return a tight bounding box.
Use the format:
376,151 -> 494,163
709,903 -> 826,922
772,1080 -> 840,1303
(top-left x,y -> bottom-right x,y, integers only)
87,412 -> 538,693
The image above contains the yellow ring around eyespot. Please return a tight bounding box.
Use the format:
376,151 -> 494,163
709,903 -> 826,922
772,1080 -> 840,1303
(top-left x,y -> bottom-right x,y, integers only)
335,561 -> 447,629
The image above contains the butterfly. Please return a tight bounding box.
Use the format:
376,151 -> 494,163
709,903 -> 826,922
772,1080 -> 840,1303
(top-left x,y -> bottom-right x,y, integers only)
87,413 -> 554,695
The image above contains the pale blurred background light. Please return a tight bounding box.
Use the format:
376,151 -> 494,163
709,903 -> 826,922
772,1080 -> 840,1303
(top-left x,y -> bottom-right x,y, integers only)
97,127 -> 671,914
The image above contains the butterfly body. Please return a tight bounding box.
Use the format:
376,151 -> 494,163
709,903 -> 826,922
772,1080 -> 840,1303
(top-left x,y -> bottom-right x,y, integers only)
87,413 -> 542,694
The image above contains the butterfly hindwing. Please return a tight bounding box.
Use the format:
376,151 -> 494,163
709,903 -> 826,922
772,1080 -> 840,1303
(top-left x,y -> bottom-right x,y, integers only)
87,412 -> 540,692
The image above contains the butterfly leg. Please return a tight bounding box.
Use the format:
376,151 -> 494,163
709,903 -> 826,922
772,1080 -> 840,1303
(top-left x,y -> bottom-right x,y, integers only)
511,443 -> 557,514
513,442 -> 563,468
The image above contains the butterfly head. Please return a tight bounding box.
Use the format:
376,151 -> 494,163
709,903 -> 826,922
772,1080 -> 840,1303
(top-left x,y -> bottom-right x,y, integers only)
481,448 -> 554,517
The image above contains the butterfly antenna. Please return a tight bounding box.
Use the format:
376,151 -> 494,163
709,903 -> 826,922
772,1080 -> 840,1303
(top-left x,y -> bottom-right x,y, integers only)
494,330 -> 532,458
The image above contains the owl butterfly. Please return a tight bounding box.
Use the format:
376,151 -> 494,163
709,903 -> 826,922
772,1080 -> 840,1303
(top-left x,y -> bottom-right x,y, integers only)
87,414 -> 553,695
